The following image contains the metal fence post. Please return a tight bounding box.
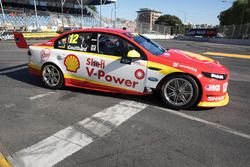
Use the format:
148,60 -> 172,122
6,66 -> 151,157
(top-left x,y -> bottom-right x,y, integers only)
231,24 -> 235,38
245,23 -> 249,39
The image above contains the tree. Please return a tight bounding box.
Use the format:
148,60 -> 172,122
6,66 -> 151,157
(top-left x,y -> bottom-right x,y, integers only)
218,0 -> 250,25
155,14 -> 183,26
88,5 -> 97,12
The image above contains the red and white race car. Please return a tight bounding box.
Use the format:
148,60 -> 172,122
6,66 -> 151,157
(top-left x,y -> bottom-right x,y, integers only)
14,28 -> 229,109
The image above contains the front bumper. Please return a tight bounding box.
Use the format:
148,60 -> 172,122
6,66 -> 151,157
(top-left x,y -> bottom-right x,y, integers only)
198,93 -> 229,107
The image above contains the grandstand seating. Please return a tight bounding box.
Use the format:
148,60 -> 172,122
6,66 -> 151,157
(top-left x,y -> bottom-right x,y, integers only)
0,13 -> 112,31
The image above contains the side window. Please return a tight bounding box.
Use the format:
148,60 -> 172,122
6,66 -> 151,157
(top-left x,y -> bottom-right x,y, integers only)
55,35 -> 68,49
97,33 -> 146,60
67,33 -> 97,53
54,33 -> 97,53
98,33 -> 132,57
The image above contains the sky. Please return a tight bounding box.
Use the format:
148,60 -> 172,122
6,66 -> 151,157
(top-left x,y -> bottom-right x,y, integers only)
100,0 -> 234,25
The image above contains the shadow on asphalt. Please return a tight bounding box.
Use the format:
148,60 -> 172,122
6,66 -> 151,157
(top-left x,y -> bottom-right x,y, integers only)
3,67 -> 214,112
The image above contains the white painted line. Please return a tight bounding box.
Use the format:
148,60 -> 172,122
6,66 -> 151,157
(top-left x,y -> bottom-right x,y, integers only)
4,103 -> 16,109
0,66 -> 27,75
9,101 -> 148,167
154,106 -> 250,140
29,92 -> 56,101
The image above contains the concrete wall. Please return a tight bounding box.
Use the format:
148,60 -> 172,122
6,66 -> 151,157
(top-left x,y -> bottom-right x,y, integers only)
177,36 -> 250,46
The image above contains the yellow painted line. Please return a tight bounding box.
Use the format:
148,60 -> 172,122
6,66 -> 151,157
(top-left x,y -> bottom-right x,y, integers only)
0,153 -> 12,167
203,52 -> 250,59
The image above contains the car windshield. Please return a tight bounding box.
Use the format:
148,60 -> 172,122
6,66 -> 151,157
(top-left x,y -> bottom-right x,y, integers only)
133,34 -> 166,56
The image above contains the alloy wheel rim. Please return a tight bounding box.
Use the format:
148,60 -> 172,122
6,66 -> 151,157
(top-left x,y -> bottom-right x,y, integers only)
42,65 -> 60,87
163,78 -> 193,106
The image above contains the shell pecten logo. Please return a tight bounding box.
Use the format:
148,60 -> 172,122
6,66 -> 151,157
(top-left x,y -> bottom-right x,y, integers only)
64,54 -> 80,73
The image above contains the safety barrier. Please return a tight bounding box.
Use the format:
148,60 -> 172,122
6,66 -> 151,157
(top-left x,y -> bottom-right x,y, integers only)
177,36 -> 250,46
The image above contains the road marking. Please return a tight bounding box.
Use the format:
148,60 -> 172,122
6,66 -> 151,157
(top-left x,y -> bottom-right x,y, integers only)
154,106 -> 250,140
203,52 -> 250,59
4,103 -> 15,109
9,101 -> 148,167
0,153 -> 12,167
0,66 -> 27,75
29,92 -> 56,101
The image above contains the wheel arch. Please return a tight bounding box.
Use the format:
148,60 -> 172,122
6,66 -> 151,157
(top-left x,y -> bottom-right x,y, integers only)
156,72 -> 203,106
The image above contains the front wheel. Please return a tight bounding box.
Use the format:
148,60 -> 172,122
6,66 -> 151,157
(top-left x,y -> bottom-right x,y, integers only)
42,64 -> 64,89
160,74 -> 199,110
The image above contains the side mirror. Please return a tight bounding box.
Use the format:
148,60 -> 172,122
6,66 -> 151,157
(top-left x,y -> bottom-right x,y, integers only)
127,50 -> 140,58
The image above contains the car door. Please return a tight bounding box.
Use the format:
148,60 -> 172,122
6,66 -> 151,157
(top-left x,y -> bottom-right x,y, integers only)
87,32 -> 148,93
54,32 -> 99,82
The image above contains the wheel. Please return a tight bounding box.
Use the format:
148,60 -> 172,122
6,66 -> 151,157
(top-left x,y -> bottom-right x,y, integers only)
42,64 -> 64,89
160,74 -> 199,110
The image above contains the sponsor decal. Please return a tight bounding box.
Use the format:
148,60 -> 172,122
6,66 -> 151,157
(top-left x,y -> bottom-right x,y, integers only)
90,45 -> 97,51
164,52 -> 170,56
173,62 -> 179,68
207,95 -> 225,102
40,49 -> 50,61
148,77 -> 159,82
132,61 -> 147,67
205,85 -> 220,92
86,67 -> 139,88
172,62 -> 197,72
0,30 -> 14,40
67,45 -> 88,52
202,72 -> 227,80
211,73 -> 224,80
86,58 -> 105,69
223,82 -> 228,93
64,54 -> 80,73
134,69 -> 145,80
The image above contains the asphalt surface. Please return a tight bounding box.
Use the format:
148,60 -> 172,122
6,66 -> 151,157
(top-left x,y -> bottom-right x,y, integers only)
0,39 -> 250,167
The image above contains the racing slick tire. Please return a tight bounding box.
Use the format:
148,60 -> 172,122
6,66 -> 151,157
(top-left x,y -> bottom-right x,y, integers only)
160,74 -> 199,110
42,64 -> 64,89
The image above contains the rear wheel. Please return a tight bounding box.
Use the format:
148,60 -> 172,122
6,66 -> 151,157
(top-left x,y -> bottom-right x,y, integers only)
161,74 -> 199,109
42,64 -> 64,89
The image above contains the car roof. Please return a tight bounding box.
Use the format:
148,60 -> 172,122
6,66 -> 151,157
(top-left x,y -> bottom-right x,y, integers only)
51,28 -> 131,42
66,28 -> 130,35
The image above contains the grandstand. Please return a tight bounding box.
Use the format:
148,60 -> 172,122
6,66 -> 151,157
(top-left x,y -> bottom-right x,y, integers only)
0,0 -> 116,31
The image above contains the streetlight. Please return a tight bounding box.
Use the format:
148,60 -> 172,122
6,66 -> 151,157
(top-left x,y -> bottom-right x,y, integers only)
0,0 -> 6,25
178,10 -> 187,24
33,0 -> 39,30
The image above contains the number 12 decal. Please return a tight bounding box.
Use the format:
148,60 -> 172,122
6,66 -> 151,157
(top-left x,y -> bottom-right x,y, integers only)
69,34 -> 79,44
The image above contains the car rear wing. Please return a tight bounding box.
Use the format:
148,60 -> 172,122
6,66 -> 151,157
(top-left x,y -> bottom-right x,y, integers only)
13,32 -> 29,49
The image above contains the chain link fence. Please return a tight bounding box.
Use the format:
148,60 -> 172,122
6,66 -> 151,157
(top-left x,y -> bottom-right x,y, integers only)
136,22 -> 250,39
217,23 -> 250,39
136,22 -> 186,35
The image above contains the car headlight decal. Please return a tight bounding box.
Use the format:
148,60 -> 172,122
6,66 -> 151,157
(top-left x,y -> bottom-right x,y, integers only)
202,72 -> 227,80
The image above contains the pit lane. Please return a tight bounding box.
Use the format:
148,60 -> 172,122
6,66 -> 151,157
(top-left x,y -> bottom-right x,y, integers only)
0,39 -> 249,167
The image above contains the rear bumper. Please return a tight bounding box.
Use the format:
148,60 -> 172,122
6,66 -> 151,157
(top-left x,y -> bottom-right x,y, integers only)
28,63 -> 41,76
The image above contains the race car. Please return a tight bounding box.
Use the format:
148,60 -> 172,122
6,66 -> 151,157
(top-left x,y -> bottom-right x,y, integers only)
14,28 -> 229,109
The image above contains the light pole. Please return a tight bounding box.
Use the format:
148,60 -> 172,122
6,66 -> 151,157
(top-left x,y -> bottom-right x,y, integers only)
61,0 -> 66,28
114,0 -> 117,28
178,10 -> 187,24
33,0 -> 39,30
0,0 -> 6,25
81,0 -> 83,28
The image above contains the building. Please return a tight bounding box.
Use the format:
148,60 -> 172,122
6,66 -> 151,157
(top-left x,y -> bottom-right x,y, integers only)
136,8 -> 162,31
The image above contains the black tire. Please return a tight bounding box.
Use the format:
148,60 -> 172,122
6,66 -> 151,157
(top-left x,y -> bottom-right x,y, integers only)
42,64 -> 64,89
160,74 -> 199,110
